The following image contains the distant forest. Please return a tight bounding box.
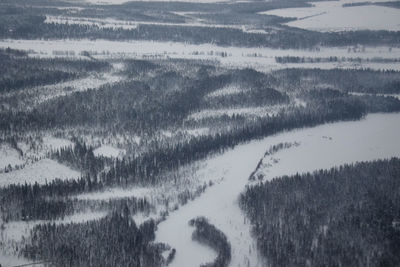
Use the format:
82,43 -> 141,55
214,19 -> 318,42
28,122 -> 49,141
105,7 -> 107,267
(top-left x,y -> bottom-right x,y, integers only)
0,48 -> 110,93
1,2 -> 400,49
240,158 -> 400,267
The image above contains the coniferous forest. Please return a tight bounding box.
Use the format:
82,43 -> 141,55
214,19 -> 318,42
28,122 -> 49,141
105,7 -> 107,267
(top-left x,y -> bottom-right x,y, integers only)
1,0 -> 400,266
240,158 -> 400,267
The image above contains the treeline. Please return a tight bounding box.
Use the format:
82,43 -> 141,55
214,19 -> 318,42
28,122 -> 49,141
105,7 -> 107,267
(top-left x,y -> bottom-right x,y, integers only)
0,68 -> 274,132
302,88 -> 400,113
0,48 -> 110,92
0,180 -> 152,221
272,68 -> 400,94
203,69 -> 289,108
1,9 -> 400,49
50,138 -> 106,177
249,142 -> 299,181
189,217 -> 231,267
23,207 -> 164,267
240,158 -> 400,267
275,55 -> 400,64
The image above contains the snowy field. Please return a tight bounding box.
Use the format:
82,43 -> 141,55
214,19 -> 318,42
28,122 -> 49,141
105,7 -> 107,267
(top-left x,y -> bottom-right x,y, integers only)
93,145 -> 126,158
350,92 -> 400,100
187,106 -> 283,121
45,16 -> 138,30
0,144 -> 24,171
0,159 -> 80,187
1,39 -> 400,71
42,136 -> 73,151
74,186 -> 151,200
155,112 -> 400,267
205,84 -> 248,98
44,15 -> 250,32
262,0 -> 400,32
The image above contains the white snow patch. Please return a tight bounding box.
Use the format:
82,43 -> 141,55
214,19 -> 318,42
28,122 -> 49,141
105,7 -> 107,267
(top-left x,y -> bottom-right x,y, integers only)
93,145 -> 125,158
1,211 -> 106,244
184,128 -> 210,137
45,15 -> 138,30
350,92 -> 400,100
0,144 -> 24,170
187,106 -> 282,121
132,212 -> 156,226
205,84 -> 247,98
74,187 -> 151,200
0,253 -> 35,267
156,112 -> 400,267
0,159 -> 80,187
43,136 -> 73,151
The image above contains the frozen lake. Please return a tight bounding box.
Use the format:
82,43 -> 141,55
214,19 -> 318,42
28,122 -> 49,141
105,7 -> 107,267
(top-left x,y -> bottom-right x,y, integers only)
155,112 -> 400,267
262,0 -> 400,32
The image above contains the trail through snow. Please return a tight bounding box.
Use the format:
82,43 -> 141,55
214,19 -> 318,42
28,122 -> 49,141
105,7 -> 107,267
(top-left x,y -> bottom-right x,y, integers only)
155,112 -> 400,267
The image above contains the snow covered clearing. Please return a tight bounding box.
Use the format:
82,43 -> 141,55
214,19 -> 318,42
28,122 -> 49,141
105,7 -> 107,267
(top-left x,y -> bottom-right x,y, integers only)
74,186 -> 151,200
187,106 -> 282,121
1,212 -> 106,245
350,92 -> 400,100
0,159 -> 80,187
0,211 -> 106,265
0,253 -> 38,267
262,0 -> 400,32
45,16 -> 138,30
44,15 -> 252,33
42,136 -> 73,151
93,145 -> 125,158
184,127 -> 210,137
156,112 -> 400,267
205,84 -> 248,98
0,144 -> 24,170
158,128 -> 210,139
2,39 -> 400,71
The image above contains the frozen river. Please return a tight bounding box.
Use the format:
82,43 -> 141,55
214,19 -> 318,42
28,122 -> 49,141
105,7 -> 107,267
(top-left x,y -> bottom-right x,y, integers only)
155,112 -> 400,267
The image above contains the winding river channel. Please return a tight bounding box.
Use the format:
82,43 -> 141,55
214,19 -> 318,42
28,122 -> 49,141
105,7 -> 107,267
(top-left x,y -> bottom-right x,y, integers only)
155,112 -> 400,267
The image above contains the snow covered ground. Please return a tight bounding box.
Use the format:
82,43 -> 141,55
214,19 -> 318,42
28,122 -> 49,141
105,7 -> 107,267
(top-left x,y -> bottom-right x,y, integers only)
262,0 -> 400,32
0,211 -> 105,266
350,92 -> 400,100
186,106 -> 282,121
2,39 -> 400,71
42,136 -> 73,151
205,84 -> 248,98
45,16 -> 138,30
156,112 -> 400,267
0,211 -> 107,266
0,159 -> 80,187
74,186 -> 151,200
93,145 -> 125,158
44,15 -> 252,32
0,253 -> 38,267
0,144 -> 24,170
